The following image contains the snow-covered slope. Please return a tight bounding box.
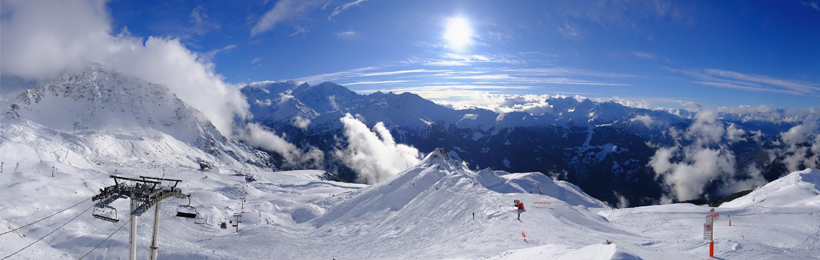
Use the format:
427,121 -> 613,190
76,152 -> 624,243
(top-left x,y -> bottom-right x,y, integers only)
313,148 -> 606,228
2,146 -> 819,259
721,168 -> 820,208
2,65 -> 272,170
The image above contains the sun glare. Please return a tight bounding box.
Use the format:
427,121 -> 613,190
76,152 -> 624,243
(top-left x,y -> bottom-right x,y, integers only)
444,17 -> 473,49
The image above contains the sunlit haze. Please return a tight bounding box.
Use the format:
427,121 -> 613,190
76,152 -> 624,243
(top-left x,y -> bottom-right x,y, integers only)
444,17 -> 474,49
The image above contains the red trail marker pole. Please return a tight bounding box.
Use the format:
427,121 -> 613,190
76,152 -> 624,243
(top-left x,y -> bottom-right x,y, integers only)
709,242 -> 714,257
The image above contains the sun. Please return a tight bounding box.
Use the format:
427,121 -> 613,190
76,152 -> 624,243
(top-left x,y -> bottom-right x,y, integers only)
444,17 -> 473,49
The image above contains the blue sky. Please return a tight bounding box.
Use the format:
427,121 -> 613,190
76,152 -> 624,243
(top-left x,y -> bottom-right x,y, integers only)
104,0 -> 819,109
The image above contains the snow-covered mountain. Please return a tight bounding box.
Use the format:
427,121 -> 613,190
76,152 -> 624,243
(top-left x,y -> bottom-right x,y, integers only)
2,66 -> 273,171
241,81 -> 817,207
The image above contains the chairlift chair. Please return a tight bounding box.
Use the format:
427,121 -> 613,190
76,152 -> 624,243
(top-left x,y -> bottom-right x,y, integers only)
194,216 -> 206,225
176,195 -> 199,219
92,205 -> 119,223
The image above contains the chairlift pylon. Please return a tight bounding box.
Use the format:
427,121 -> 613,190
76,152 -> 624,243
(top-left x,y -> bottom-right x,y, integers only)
92,205 -> 119,223
176,195 -> 198,219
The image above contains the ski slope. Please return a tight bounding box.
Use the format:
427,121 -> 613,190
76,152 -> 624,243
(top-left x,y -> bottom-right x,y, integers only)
1,146 -> 819,259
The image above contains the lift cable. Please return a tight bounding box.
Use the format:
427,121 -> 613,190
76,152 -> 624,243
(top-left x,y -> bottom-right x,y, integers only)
0,197 -> 91,237
78,218 -> 131,260
1,204 -> 94,260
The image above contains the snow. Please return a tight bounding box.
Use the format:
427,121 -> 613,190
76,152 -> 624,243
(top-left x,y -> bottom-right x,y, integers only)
721,168 -> 820,208
4,133 -> 820,259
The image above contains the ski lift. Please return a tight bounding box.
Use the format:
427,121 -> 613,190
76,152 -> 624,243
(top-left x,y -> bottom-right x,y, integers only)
195,216 -> 206,225
176,195 -> 198,219
92,205 -> 119,223
220,222 -> 227,229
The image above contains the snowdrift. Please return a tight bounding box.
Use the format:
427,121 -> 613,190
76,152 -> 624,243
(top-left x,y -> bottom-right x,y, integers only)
721,168 -> 820,208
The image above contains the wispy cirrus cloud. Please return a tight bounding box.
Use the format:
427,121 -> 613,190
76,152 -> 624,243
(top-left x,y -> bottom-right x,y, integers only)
251,0 -> 323,36
329,0 -> 368,20
672,68 -> 820,96
356,84 -> 533,105
336,30 -> 357,38
421,53 -> 524,67
803,1 -> 820,11
201,44 -> 237,62
342,80 -> 410,86
360,69 -> 449,77
505,68 -> 638,78
189,5 -> 221,37
291,66 -> 380,84
632,51 -> 658,60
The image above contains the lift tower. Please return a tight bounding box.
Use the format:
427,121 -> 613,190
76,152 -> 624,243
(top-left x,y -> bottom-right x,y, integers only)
91,175 -> 187,260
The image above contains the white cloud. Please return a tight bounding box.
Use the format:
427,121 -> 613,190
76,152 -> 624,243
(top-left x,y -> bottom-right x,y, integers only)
726,123 -> 747,144
328,0 -> 367,20
291,116 -> 311,130
251,0 -> 323,36
251,57 -> 262,64
649,110 -> 737,201
486,94 -> 555,115
780,122 -> 818,145
774,119 -> 820,172
239,123 -> 323,168
678,100 -> 702,109
685,111 -> 725,145
630,115 -> 656,128
0,0 -> 248,135
328,95 -> 339,110
334,113 -> 421,184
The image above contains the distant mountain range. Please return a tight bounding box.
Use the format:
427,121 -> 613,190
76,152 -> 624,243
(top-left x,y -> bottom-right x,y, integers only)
241,81 -> 819,207
2,66 -> 815,208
